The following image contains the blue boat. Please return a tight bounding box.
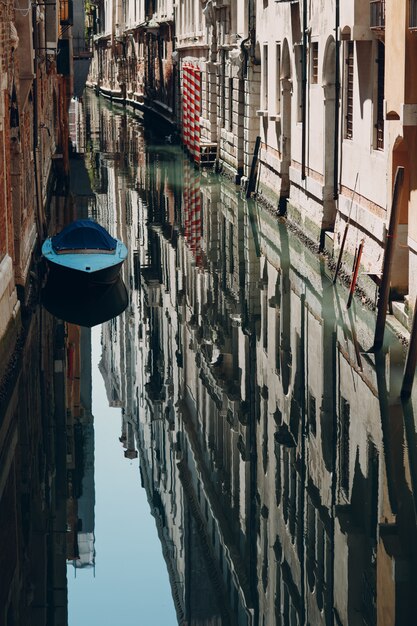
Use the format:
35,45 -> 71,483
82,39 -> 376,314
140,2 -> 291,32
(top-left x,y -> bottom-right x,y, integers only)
42,219 -> 128,285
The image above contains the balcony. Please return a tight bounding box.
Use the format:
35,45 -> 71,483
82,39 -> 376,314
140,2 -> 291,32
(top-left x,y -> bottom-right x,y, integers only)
410,0 -> 417,29
370,0 -> 385,36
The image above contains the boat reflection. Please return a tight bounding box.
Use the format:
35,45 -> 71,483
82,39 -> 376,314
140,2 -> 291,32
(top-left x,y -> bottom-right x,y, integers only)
42,274 -> 128,327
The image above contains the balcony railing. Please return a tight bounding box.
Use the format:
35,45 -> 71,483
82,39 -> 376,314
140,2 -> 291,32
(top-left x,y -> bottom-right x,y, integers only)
370,0 -> 385,30
410,0 -> 417,29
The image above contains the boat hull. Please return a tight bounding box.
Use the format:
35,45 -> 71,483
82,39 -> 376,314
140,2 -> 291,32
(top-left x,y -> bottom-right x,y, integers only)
42,236 -> 128,286
45,256 -> 125,286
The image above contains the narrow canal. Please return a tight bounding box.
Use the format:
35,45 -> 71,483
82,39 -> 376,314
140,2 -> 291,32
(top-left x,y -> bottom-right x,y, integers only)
1,89 -> 417,625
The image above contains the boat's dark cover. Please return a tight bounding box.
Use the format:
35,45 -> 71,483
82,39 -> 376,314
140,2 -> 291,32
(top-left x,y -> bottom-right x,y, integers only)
51,219 -> 117,251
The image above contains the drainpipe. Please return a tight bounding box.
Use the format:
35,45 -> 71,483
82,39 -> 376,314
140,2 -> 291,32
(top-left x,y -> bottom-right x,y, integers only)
301,0 -> 307,180
248,0 -> 256,57
334,0 -> 340,198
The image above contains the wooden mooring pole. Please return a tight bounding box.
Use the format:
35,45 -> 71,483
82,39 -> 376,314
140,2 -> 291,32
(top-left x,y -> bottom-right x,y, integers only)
401,297 -> 417,399
246,136 -> 261,198
373,166 -> 405,351
347,239 -> 364,309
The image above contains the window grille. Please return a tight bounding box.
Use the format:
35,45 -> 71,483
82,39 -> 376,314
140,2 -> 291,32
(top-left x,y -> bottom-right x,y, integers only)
376,41 -> 385,150
345,42 -> 354,139
310,42 -> 318,84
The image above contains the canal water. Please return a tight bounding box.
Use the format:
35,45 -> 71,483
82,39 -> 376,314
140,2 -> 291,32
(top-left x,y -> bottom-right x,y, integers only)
1,89 -> 417,625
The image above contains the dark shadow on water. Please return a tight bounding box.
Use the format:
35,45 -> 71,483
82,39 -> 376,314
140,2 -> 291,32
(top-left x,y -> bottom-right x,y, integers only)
41,275 -> 128,327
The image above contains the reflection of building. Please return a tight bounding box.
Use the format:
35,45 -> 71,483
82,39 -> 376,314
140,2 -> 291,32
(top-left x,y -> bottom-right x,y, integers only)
89,92 -> 417,625
66,323 -> 96,570
69,98 -> 97,220
0,308 -> 69,624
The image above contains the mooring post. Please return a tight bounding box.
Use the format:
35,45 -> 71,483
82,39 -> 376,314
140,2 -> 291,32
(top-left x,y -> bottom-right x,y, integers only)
347,238 -> 364,309
373,166 -> 405,351
401,297 -> 417,398
246,135 -> 261,198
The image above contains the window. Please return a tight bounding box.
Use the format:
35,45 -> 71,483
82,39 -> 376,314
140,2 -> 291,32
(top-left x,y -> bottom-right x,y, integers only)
294,44 -> 303,122
205,69 -> 210,117
375,41 -> 385,150
221,52 -> 226,128
263,43 -> 269,110
228,77 -> 233,131
411,0 -> 417,28
345,41 -> 354,139
370,0 -> 385,29
276,43 -> 281,114
310,42 -> 318,84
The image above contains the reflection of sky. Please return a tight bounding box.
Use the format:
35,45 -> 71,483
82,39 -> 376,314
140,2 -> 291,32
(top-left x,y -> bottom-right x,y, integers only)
68,326 -> 177,626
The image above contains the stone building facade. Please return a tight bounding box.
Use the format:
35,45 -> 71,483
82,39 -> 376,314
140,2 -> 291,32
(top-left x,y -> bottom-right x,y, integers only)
0,0 -> 77,372
87,0 -> 417,330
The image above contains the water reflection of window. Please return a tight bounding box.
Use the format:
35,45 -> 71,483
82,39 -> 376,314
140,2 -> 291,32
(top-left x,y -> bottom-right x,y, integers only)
133,251 -> 140,290
339,397 -> 350,497
275,308 -> 281,373
274,436 -> 281,505
262,518 -> 268,591
262,281 -> 268,351
316,518 -> 325,611
229,221 -> 234,274
306,496 -> 316,591
262,396 -> 268,474
274,557 -> 282,624
283,583 -> 290,623
288,452 -> 297,541
283,447 -> 289,524
308,391 -> 317,436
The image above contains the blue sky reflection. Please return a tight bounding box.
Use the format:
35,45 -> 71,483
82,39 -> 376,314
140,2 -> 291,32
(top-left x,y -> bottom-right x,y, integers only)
68,326 -> 177,626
